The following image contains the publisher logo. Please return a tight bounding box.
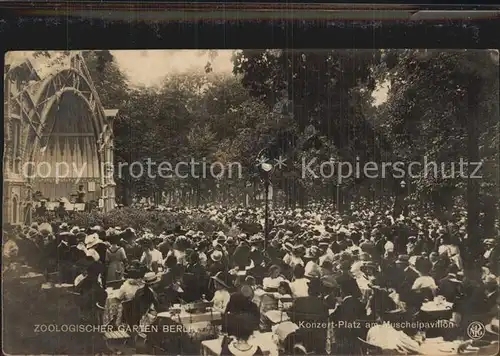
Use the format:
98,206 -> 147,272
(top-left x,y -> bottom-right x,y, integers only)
467,321 -> 485,340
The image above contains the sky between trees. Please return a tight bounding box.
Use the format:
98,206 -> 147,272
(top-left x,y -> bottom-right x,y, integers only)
5,49 -> 390,105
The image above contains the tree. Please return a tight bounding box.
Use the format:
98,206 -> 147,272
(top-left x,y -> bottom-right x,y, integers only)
81,50 -> 130,108
378,49 -> 499,264
233,49 -> 384,207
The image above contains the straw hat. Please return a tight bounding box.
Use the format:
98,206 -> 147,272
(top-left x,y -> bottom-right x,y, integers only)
210,250 -> 223,262
304,262 -> 322,279
240,284 -> 254,299
484,274 -> 498,286
143,272 -> 160,284
321,275 -> 338,288
283,242 -> 294,252
38,223 -> 53,236
59,223 -> 69,230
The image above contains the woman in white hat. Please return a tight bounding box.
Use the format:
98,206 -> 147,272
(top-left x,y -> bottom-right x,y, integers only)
262,265 -> 286,291
210,272 -> 231,313
304,246 -> 321,279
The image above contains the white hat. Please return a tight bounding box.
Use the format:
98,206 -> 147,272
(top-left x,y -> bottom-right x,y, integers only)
304,262 -> 321,279
143,272 -> 160,284
211,250 -> 223,262
59,223 -> 69,230
38,223 -> 53,235
142,232 -> 155,240
85,233 -> 102,248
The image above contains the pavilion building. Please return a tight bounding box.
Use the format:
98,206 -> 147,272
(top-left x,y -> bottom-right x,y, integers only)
3,53 -> 117,225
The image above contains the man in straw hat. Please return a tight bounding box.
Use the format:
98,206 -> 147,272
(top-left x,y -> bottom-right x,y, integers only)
125,272 -> 161,327
208,249 -> 226,276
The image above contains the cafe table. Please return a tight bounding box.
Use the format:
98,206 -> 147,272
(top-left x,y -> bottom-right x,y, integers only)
420,298 -> 454,329
147,306 -> 222,354
201,332 -> 279,356
156,306 -> 222,325
416,337 -> 499,355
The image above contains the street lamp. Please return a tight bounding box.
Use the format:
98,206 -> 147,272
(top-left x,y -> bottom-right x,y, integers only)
257,150 -> 274,249
261,162 -> 273,173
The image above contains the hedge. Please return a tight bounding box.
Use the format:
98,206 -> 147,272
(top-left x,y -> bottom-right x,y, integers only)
69,207 -> 229,235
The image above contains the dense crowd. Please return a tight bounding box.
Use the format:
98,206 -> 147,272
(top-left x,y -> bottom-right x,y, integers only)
3,202 -> 499,355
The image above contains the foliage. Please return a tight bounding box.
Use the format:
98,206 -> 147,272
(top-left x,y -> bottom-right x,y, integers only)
81,50 -> 130,108
378,49 -> 499,201
232,49 -> 385,206
27,50 -> 499,228
70,208 -> 229,235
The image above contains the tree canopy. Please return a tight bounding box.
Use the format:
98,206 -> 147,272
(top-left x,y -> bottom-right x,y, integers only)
26,49 -> 499,247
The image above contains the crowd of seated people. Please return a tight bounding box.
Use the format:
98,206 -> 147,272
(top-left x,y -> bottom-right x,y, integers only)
3,201 -> 499,355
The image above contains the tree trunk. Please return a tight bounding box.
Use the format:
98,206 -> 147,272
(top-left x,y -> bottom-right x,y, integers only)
482,195 -> 497,237
465,79 -> 482,267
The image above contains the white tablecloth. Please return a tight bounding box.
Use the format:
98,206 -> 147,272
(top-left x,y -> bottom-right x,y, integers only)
421,301 -> 453,313
201,332 -> 279,356
157,308 -> 222,324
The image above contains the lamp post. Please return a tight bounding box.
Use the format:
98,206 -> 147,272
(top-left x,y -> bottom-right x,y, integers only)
257,153 -> 274,249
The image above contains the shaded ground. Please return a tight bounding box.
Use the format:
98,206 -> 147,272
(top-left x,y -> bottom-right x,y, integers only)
3,279 -> 108,355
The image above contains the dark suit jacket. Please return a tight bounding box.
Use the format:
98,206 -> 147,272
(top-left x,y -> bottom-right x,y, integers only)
330,295 -> 367,355
288,296 -> 330,353
484,290 -> 498,316
398,267 -> 420,305
330,295 -> 366,330
288,296 -> 330,324
182,264 -> 209,302
123,286 -> 160,326
438,277 -> 463,303
92,243 -> 108,265
76,277 -> 107,311
224,292 -> 260,334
